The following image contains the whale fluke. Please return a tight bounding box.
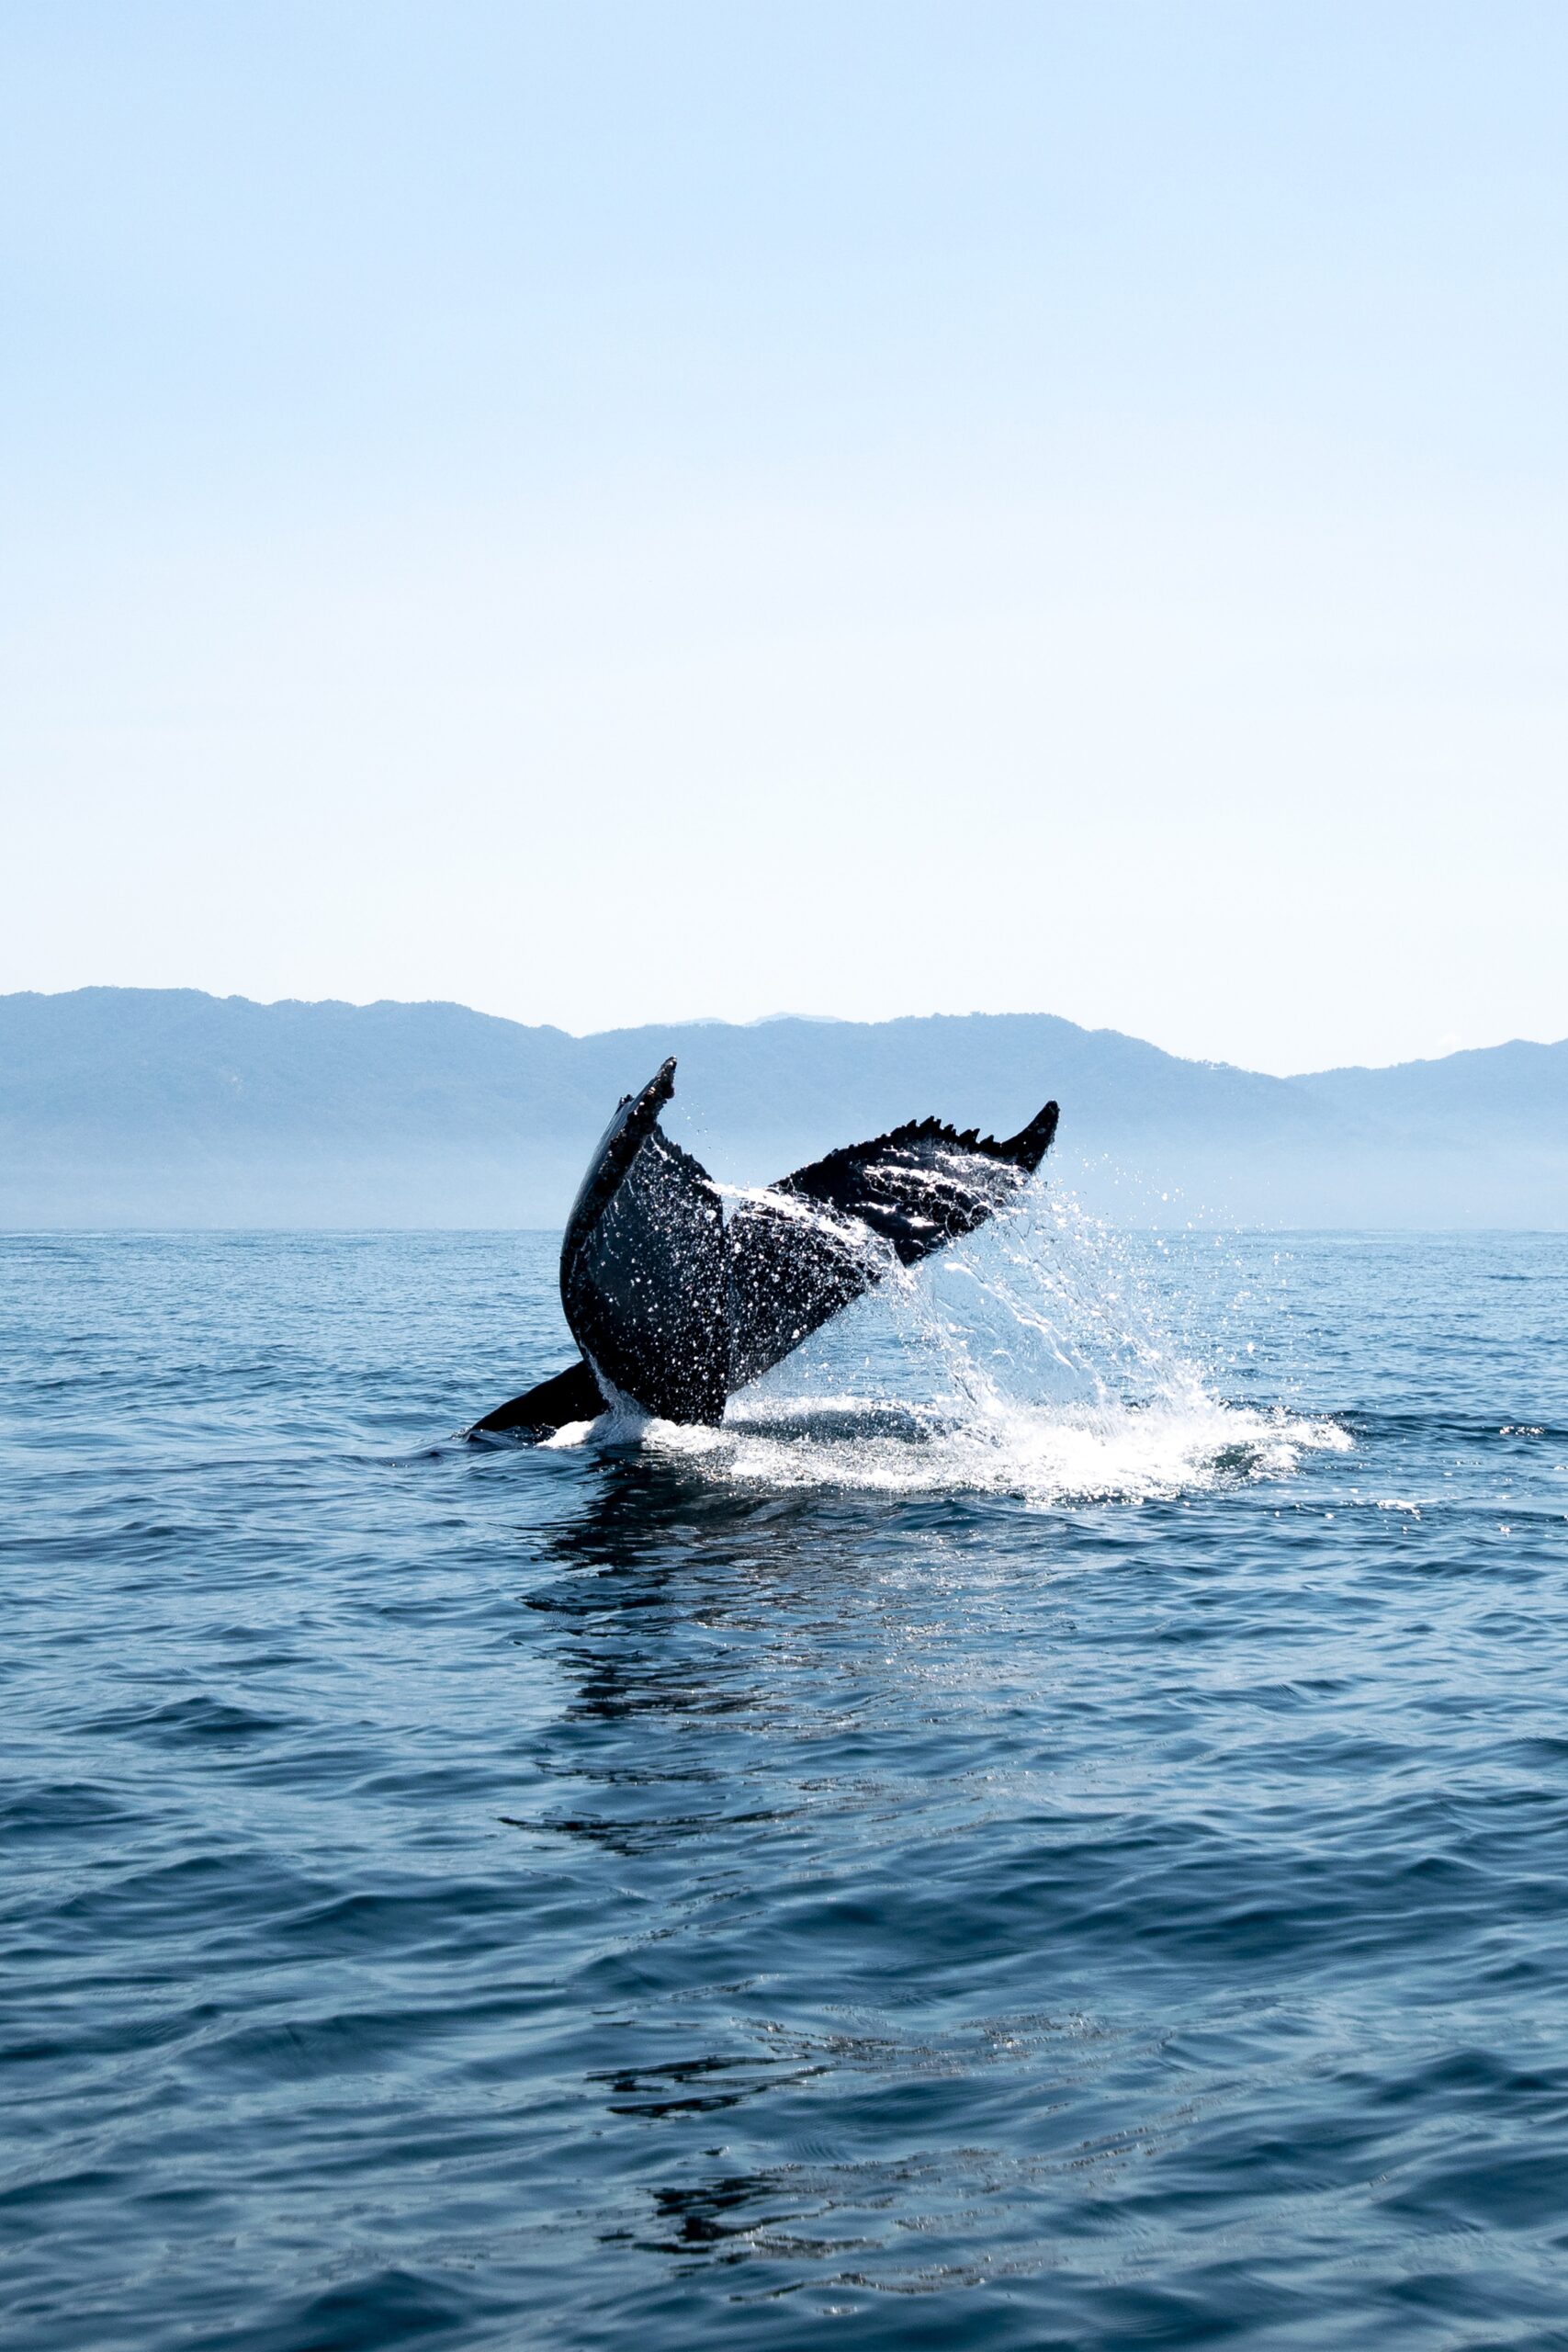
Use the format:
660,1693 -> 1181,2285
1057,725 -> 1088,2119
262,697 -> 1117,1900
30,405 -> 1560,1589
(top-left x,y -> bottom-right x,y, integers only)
468,1356 -> 605,1438
467,1061 -> 1058,1440
723,1100 -> 1058,1393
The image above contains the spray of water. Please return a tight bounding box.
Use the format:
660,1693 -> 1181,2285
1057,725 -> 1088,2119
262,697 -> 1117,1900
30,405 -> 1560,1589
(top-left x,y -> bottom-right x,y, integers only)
629,1183 -> 1348,1504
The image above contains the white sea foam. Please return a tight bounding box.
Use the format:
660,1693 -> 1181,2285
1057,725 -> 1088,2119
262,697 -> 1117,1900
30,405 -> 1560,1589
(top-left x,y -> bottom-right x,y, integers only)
652,1389 -> 1346,1504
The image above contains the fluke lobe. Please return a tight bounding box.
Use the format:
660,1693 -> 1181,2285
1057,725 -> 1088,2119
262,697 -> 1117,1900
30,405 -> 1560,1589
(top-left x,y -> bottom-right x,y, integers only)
468,1060 -> 1059,1439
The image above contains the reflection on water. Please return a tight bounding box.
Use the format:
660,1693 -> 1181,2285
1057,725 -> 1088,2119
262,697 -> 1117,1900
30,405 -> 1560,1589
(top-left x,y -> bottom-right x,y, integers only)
6,1229 -> 1568,2348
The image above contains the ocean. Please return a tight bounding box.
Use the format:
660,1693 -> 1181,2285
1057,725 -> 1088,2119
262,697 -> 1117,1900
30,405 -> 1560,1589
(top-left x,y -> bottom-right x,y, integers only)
5,1215 -> 1568,2349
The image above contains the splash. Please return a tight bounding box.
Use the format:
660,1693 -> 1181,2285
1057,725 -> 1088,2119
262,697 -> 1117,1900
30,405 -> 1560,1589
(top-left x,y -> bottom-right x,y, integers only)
639,1189 -> 1348,1504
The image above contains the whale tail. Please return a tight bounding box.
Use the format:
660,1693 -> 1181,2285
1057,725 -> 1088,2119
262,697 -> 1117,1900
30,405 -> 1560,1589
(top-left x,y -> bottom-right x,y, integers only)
466,1060 -> 1058,1440
467,1356 -> 606,1438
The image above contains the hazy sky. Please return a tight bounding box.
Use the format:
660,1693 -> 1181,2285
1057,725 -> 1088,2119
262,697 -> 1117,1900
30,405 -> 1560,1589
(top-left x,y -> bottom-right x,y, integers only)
4,2 -> 1565,1073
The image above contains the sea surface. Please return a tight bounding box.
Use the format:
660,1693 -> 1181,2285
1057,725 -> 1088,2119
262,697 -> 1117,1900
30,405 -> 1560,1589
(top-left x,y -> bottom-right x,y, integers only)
5,1216 -> 1568,2350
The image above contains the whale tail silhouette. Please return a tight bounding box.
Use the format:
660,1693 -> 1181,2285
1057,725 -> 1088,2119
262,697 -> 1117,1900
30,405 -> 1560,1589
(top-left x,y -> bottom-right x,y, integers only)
468,1059 -> 1059,1439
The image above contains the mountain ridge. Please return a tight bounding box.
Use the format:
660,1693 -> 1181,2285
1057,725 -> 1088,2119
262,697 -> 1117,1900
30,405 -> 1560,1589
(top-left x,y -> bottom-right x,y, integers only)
3,988 -> 1564,1228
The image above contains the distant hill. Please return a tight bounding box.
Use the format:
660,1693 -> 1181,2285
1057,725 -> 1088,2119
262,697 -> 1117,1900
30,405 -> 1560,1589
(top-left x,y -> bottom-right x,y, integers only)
2,989 -> 1564,1227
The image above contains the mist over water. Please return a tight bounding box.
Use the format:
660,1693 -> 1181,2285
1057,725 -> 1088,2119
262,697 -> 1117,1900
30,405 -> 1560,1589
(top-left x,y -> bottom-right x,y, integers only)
6,1218 -> 1568,2349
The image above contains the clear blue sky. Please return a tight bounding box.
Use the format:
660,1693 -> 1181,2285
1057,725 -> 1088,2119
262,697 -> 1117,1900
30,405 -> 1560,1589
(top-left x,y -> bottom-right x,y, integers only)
4,1 -> 1564,1072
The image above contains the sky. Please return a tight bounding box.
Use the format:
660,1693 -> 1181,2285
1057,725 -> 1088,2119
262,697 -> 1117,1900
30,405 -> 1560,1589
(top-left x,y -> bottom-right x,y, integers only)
3,1 -> 1566,1075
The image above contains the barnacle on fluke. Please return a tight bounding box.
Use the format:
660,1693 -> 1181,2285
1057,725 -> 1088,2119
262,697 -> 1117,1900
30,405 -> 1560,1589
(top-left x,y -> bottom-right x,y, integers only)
468,1059 -> 1058,1438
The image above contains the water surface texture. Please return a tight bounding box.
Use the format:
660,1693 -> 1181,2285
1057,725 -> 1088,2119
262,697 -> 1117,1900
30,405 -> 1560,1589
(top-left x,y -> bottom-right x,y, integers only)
5,1222 -> 1568,2349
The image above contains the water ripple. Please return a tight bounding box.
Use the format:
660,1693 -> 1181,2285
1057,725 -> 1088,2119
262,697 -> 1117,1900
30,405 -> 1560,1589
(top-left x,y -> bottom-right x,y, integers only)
4,1228 -> 1567,2348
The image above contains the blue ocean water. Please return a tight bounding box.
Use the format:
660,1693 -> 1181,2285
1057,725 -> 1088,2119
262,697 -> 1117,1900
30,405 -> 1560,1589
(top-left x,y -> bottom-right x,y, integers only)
5,1217 -> 1568,2350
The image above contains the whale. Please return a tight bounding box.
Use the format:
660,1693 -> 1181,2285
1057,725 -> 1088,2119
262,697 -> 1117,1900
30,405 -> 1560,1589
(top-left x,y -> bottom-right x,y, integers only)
468,1058 -> 1059,1439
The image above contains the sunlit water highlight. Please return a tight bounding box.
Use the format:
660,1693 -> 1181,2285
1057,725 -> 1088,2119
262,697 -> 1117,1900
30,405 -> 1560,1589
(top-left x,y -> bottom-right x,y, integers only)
5,1219 -> 1568,2350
